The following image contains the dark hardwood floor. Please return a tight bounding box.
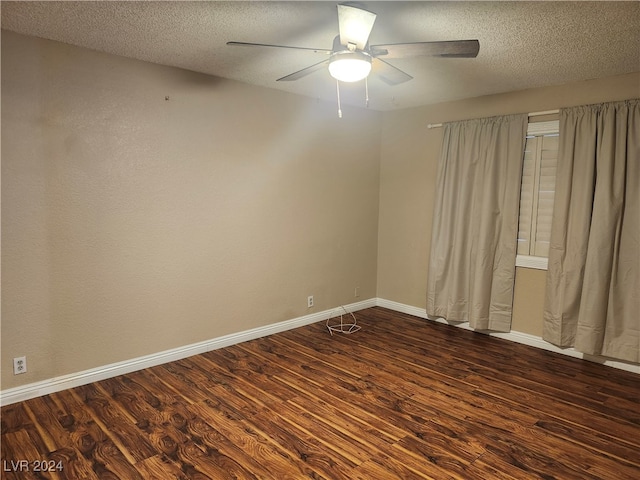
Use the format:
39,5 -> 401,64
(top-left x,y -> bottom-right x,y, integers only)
2,307 -> 639,479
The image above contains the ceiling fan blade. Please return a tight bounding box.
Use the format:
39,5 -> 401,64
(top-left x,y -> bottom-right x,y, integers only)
277,59 -> 330,82
227,41 -> 331,54
371,40 -> 480,59
373,58 -> 413,86
337,4 -> 376,50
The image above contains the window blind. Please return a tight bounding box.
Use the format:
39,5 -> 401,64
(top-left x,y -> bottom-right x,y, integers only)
518,121 -> 558,259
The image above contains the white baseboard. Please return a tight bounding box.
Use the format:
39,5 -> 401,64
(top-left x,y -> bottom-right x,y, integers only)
3,296 -> 635,406
376,298 -> 640,375
375,298 -> 430,320
0,298 -> 377,406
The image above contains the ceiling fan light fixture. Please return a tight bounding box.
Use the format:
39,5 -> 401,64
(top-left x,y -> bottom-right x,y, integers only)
328,50 -> 372,82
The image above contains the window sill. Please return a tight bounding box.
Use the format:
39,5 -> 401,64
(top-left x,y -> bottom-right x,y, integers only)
516,255 -> 548,270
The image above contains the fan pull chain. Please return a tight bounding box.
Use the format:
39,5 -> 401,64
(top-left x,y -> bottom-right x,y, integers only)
336,80 -> 342,118
365,76 -> 369,108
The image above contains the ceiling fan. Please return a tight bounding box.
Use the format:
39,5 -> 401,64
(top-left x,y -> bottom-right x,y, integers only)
228,3 -> 479,113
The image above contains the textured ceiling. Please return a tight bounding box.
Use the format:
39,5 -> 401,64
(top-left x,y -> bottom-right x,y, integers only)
2,1 -> 639,111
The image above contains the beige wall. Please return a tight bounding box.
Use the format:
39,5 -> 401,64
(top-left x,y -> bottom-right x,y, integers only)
3,29 -> 638,391
1,31 -> 382,389
377,71 -> 640,337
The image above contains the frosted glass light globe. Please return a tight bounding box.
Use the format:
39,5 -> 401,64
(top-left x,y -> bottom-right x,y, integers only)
329,51 -> 372,82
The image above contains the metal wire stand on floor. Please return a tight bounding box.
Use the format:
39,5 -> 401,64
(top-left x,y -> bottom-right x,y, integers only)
326,305 -> 360,335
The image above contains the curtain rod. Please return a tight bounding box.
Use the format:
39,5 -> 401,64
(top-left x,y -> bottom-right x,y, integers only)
427,109 -> 560,129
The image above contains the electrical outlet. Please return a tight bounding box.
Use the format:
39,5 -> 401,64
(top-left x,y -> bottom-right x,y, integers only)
13,356 -> 27,375
354,287 -> 360,298
307,295 -> 314,308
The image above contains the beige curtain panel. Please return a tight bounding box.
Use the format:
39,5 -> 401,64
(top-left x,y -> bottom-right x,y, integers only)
544,99 -> 639,363
427,114 -> 527,332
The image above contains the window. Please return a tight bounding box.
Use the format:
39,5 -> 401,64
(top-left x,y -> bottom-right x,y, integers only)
516,120 -> 559,269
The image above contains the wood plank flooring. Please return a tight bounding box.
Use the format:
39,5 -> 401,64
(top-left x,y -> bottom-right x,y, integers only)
2,307 -> 639,479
